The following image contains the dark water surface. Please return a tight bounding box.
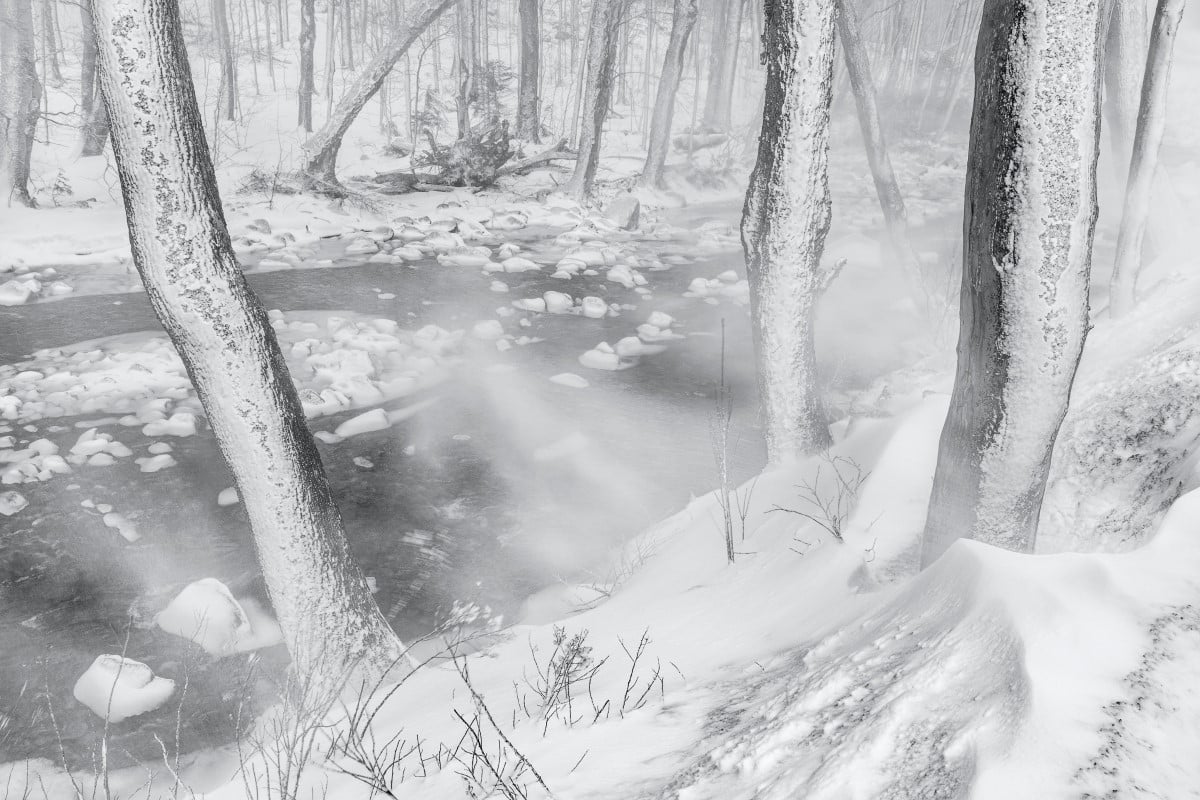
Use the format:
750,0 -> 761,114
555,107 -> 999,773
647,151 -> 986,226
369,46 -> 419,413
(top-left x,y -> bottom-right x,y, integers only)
0,209 -> 767,768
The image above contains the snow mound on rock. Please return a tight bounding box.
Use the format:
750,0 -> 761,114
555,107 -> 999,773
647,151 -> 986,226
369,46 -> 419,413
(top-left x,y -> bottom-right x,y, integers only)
72,655 -> 175,722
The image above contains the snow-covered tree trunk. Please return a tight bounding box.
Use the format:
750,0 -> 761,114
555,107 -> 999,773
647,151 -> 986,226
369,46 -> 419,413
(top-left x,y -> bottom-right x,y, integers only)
298,0 -> 314,131
515,0 -> 540,141
1104,0 -> 1150,185
78,1 -> 110,156
565,0 -> 630,199
1,0 -> 40,207
921,0 -> 1105,567
740,0 -> 837,463
92,0 -> 406,685
302,0 -> 455,187
836,0 -> 922,299
1104,0 -> 1181,257
1108,0 -> 1186,318
639,0 -> 697,188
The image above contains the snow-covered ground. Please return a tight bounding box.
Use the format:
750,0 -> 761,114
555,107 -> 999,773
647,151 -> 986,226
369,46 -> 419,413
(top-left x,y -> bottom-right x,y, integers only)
6,9 -> 1200,800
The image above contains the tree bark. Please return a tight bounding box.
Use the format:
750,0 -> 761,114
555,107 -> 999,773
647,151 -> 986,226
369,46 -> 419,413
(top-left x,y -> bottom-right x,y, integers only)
92,0 -> 405,685
1104,0 -> 1150,185
564,0 -> 630,199
302,0 -> 455,187
921,0 -> 1105,567
0,0 -> 40,207
836,0 -> 923,299
639,0 -> 697,188
700,0 -> 731,129
298,0 -> 314,130
213,0 -> 237,121
740,0 -> 837,463
1108,0 -> 1186,318
454,0 -> 477,138
515,0 -> 540,141
79,0 -> 110,156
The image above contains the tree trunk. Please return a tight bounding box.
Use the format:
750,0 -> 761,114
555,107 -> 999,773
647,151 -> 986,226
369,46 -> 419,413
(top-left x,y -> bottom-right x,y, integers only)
700,0 -> 731,129
303,0 -> 455,186
1104,0 -> 1150,185
836,0 -> 922,299
1108,0 -> 1186,318
740,0 -> 837,463
515,0 -> 540,141
921,0 -> 1105,567
0,0 -> 40,207
78,1 -> 110,156
92,0 -> 405,686
213,0 -> 237,120
453,0 -> 476,138
564,0 -> 630,199
40,0 -> 61,83
298,0 -> 314,130
639,0 -> 697,188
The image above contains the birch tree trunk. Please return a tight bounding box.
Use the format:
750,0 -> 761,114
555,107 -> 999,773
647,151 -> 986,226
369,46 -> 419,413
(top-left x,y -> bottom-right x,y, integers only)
515,0 -> 540,141
298,0 -> 314,130
564,0 -> 630,199
1108,0 -> 1186,318
79,0 -> 110,155
740,0 -> 837,463
92,0 -> 406,685
921,0 -> 1105,567
639,0 -> 696,188
836,0 -> 922,299
1,0 -> 40,207
302,0 -> 455,186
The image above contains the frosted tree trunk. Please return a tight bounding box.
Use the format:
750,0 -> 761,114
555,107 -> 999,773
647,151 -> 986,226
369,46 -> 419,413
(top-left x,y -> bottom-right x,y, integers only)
1108,0 -> 1186,318
298,0 -> 314,130
740,0 -> 837,463
1104,0 -> 1150,185
302,0 -> 455,186
836,0 -> 922,299
564,0 -> 630,199
79,1 -> 110,155
921,0 -> 1104,567
515,0 -> 540,141
1,0 -> 40,207
92,0 -> 405,685
639,0 -> 697,188
1104,0 -> 1180,256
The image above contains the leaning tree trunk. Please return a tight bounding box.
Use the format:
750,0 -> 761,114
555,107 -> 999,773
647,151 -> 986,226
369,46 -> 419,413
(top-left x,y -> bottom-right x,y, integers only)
639,0 -> 698,188
1108,0 -> 1186,318
740,0 -> 837,463
92,0 -> 405,686
298,0 -> 314,130
564,0 -> 630,200
0,0 -> 41,207
303,0 -> 455,187
515,0 -> 540,141
78,1 -> 110,156
920,0 -> 1105,567
836,0 -> 923,300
